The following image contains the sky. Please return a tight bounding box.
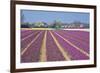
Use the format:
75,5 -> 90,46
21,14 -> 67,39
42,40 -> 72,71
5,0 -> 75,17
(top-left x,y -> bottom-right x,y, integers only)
21,10 -> 90,24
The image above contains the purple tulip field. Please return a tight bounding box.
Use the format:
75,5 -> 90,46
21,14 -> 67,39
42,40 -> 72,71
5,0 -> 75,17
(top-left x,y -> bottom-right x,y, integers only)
21,29 -> 90,63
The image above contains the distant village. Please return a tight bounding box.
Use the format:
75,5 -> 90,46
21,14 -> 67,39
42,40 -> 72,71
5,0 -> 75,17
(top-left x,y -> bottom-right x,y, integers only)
21,20 -> 89,29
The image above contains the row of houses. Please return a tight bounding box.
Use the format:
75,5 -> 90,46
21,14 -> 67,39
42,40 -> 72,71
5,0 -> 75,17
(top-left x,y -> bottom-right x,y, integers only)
21,21 -> 89,28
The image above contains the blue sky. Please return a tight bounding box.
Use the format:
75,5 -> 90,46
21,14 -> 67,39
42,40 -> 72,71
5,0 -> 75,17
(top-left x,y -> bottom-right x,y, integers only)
21,10 -> 90,24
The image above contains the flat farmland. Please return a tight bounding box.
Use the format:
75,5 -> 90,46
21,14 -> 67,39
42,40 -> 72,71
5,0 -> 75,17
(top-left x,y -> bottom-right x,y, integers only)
21,29 -> 90,63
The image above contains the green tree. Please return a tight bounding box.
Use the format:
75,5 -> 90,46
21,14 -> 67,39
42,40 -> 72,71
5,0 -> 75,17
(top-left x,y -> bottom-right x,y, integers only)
54,19 -> 62,29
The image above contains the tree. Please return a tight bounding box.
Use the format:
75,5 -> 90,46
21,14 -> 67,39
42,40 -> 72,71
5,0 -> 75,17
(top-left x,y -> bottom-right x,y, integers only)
21,13 -> 25,24
54,19 -> 62,29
